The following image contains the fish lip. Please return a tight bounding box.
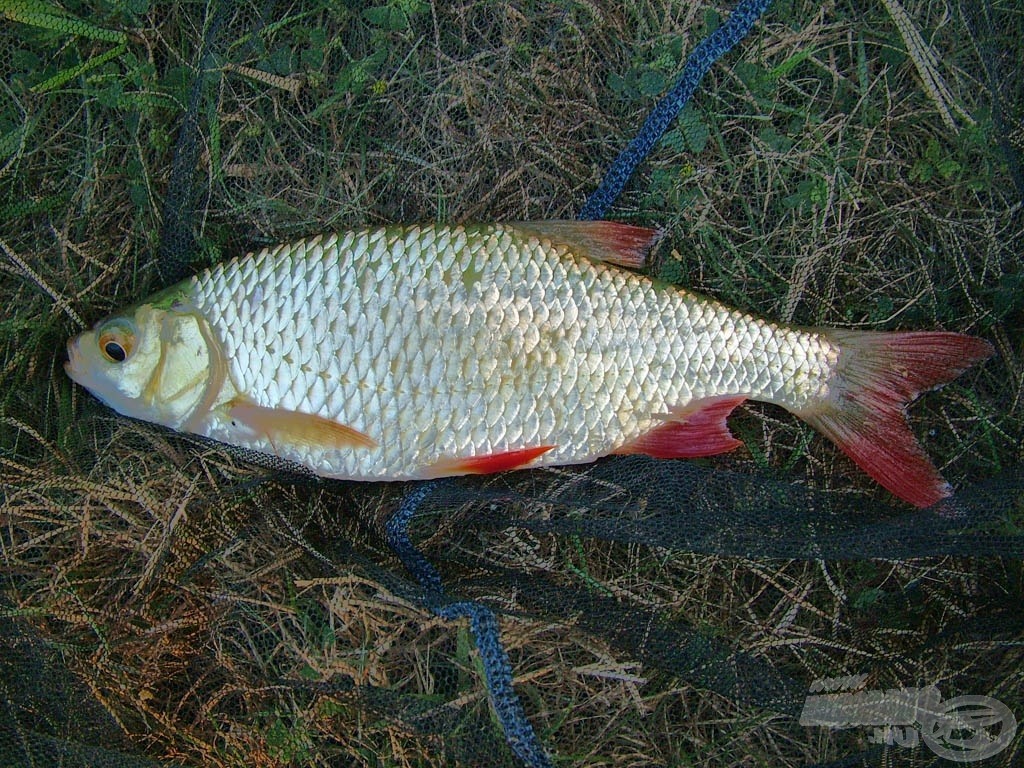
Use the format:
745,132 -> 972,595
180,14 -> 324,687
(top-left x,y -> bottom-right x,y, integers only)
64,338 -> 85,386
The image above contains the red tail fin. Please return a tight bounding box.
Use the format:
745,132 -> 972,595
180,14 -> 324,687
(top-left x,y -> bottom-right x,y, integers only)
797,331 -> 992,508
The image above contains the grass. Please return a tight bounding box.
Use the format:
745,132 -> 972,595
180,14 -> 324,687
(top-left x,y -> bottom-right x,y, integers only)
1,0 -> 1023,766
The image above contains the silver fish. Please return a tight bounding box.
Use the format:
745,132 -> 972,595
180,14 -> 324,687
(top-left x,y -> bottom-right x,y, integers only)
65,221 -> 992,506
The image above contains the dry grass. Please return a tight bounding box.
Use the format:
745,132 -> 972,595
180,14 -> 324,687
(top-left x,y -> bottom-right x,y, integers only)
2,1 -> 1023,766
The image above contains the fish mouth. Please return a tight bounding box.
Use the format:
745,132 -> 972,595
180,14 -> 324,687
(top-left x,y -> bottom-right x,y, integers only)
64,338 -> 85,386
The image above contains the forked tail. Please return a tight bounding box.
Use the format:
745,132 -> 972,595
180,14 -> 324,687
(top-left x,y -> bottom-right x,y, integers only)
796,331 -> 993,508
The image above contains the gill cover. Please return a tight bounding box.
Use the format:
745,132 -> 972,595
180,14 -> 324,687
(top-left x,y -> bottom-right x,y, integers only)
65,299 -> 226,432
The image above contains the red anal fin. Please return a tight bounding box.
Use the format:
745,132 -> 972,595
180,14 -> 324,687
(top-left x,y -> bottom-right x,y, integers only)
422,445 -> 556,478
614,395 -> 747,458
796,330 -> 993,508
513,221 -> 659,269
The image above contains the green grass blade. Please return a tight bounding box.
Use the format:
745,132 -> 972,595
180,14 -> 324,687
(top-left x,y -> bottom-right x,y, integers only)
0,0 -> 127,43
30,42 -> 128,94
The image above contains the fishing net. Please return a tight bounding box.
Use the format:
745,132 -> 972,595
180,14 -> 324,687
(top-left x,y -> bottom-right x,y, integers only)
2,0 -> 1022,766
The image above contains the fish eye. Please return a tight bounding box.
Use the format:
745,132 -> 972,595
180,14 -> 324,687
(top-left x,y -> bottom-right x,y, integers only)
98,322 -> 136,364
104,341 -> 127,362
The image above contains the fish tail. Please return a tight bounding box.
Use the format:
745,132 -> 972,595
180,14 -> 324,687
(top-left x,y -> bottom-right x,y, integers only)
795,330 -> 993,508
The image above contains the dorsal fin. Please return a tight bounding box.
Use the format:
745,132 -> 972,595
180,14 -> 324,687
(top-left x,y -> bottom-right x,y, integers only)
512,221 -> 659,269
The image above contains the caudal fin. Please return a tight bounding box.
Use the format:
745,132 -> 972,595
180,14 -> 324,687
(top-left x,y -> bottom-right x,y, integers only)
797,331 -> 992,508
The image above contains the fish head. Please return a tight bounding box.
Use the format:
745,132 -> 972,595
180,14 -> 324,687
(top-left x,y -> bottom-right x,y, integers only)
65,297 -> 218,431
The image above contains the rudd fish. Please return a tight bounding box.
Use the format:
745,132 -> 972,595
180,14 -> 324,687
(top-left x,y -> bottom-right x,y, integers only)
65,222 -> 992,507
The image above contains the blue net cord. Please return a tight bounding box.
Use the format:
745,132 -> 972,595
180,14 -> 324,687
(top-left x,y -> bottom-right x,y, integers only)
384,482 -> 444,595
385,3 -> 772,764
578,0 -> 772,221
438,602 -> 553,768
385,483 -> 553,768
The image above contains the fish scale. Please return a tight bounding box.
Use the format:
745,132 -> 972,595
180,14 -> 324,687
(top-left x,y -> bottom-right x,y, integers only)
66,221 -> 993,506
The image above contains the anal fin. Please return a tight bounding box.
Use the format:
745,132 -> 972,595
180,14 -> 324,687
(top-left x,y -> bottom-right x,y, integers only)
614,395 -> 747,458
421,445 -> 556,478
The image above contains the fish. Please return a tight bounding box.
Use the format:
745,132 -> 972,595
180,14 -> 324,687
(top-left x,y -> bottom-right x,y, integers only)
64,221 -> 992,507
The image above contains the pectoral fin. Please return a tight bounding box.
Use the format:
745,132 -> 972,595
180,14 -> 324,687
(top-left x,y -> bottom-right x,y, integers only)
227,399 -> 377,451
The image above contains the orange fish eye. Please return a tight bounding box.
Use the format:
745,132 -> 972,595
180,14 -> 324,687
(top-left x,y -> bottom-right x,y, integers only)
98,323 -> 136,364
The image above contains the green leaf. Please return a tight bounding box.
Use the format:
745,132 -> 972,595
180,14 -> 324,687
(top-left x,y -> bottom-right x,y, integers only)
334,51 -> 384,95
909,160 -> 933,183
0,194 -> 67,219
657,253 -> 687,286
853,588 -> 885,610
129,182 -> 148,209
677,105 -> 708,153
703,7 -> 721,36
871,296 -> 894,322
301,28 -> 326,69
758,125 -> 793,153
879,42 -> 907,68
936,157 -> 961,180
362,4 -> 406,30
661,128 -> 686,154
264,43 -> 294,76
638,69 -> 666,97
607,72 -> 628,96
782,177 -> 828,211
96,79 -> 124,109
733,60 -> 773,98
11,47 -> 40,71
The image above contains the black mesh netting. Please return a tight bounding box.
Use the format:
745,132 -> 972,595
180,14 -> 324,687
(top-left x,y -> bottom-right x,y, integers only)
2,0 -> 1023,766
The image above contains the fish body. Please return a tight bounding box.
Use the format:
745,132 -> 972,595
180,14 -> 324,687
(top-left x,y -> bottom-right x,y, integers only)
65,222 -> 991,507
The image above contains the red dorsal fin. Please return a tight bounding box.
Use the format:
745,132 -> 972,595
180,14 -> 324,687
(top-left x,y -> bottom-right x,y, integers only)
614,395 -> 747,458
421,445 -> 556,478
795,330 -> 993,508
512,221 -> 659,269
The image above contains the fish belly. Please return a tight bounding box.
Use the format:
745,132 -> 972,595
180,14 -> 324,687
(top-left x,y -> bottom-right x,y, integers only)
187,224 -> 837,480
